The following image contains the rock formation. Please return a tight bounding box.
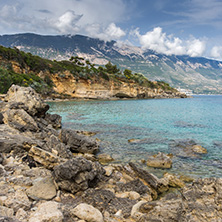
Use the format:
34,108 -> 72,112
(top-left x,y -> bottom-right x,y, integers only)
0,85 -> 220,222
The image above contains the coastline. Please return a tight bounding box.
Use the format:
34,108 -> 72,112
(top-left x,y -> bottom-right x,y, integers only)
0,85 -> 220,221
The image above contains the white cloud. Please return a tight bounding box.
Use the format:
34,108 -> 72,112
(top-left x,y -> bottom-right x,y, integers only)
0,0 -> 128,39
54,10 -> 82,34
133,27 -> 206,57
210,46 -> 222,59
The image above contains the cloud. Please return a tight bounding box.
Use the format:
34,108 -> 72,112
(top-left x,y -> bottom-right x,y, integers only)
0,0 -> 128,39
87,23 -> 126,41
133,27 -> 206,57
54,10 -> 83,34
210,46 -> 222,59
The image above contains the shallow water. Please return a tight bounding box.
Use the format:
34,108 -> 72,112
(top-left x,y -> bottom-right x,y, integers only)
48,95 -> 222,178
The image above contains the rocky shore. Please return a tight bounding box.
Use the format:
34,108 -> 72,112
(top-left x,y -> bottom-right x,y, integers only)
0,85 -> 220,222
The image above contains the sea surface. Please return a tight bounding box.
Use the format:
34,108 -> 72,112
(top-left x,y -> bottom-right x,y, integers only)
48,95 -> 222,178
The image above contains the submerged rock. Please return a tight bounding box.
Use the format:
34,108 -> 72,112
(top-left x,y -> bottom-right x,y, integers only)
147,152 -> 173,169
170,139 -> 207,158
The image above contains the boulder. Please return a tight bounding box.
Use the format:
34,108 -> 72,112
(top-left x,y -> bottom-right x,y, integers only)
26,177 -> 57,200
71,203 -> 104,222
82,189 -> 136,218
129,162 -> 169,197
4,85 -> 49,117
115,179 -> 151,196
3,109 -> 38,132
45,134 -> 72,159
4,190 -> 31,212
44,113 -> 62,129
163,173 -> 185,188
29,201 -> 63,222
53,157 -> 105,193
147,152 -> 173,169
28,146 -> 61,169
60,129 -> 99,154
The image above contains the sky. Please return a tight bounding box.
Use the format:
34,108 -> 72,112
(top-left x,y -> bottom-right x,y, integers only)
1,0 -> 222,60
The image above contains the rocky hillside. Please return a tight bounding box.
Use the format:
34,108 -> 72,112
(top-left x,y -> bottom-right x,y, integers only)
0,85 -> 221,221
1,33 -> 222,94
0,45 -> 185,99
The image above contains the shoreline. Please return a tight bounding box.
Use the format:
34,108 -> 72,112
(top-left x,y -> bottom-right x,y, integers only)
0,85 -> 221,221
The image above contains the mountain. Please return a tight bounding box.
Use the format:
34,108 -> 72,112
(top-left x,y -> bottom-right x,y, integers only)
1,33 -> 222,94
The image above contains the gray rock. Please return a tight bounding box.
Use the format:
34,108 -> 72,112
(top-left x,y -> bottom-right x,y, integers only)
129,162 -> 169,198
26,177 -> 57,200
44,113 -> 62,129
45,134 -> 72,159
116,179 -> 151,195
54,157 -> 105,193
3,109 -> 39,132
82,188 -> 136,218
60,129 -> 99,154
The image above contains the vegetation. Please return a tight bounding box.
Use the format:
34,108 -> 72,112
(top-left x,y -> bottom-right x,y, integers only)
0,45 -> 176,95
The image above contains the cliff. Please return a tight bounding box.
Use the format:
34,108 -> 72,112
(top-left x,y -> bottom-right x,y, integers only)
0,45 -> 186,99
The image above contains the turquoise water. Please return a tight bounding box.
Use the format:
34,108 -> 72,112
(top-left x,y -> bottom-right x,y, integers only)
48,95 -> 222,178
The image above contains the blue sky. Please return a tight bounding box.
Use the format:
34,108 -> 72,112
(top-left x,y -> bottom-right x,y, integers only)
1,0 -> 222,60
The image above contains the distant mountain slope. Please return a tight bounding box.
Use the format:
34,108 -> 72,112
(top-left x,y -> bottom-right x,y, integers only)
1,33 -> 222,94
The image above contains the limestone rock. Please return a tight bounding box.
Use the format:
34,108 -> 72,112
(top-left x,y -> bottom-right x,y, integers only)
71,203 -> 104,222
116,179 -> 151,196
147,152 -> 173,169
82,189 -> 136,218
26,177 -> 57,200
15,208 -> 28,222
44,113 -> 62,129
0,206 -> 14,217
98,153 -> 114,164
54,157 -> 105,193
3,109 -> 38,132
4,85 -> 49,117
45,134 -> 72,159
60,129 -> 99,154
163,173 -> 185,188
28,146 -> 61,169
131,200 -> 146,217
29,201 -> 63,222
4,190 -> 31,212
129,162 -> 169,197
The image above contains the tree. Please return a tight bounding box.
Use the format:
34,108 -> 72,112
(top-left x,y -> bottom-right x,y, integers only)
105,61 -> 120,74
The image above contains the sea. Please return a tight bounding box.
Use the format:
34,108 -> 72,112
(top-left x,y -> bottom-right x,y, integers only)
48,95 -> 222,179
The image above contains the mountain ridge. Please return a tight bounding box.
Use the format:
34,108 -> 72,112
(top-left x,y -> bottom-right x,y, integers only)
1,33 -> 222,94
